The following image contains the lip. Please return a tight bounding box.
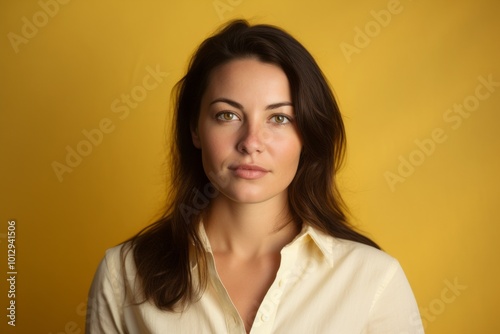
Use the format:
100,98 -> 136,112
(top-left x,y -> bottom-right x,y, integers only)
228,164 -> 269,179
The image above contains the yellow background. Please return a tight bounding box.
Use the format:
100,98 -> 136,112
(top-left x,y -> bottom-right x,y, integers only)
1,0 -> 499,333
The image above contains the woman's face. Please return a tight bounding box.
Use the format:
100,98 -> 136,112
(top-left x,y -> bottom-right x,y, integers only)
192,58 -> 302,205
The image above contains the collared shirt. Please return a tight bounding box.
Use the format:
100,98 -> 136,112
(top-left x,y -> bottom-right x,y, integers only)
86,224 -> 424,333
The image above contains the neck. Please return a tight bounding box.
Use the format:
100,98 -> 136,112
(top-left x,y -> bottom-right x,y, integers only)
204,195 -> 300,259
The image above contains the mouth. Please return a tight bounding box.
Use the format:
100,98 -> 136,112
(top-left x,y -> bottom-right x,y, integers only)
228,164 -> 269,179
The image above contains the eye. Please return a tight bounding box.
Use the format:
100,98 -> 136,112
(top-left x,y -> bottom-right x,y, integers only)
270,114 -> 292,124
216,112 -> 239,121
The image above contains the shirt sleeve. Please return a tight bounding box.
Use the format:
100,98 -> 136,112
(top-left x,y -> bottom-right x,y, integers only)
366,260 -> 425,334
86,247 -> 127,334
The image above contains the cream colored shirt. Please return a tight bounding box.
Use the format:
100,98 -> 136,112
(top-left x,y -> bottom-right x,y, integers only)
86,224 -> 424,333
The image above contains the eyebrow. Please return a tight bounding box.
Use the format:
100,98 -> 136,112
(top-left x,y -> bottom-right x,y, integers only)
209,98 -> 293,111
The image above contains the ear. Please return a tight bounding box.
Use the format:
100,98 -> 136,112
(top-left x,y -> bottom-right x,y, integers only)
191,125 -> 201,149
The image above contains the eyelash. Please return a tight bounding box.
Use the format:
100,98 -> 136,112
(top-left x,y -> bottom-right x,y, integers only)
215,112 -> 293,124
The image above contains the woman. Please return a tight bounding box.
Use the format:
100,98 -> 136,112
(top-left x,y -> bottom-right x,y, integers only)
86,20 -> 424,333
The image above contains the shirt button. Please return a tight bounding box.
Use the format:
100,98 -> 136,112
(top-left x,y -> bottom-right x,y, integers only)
261,314 -> 269,322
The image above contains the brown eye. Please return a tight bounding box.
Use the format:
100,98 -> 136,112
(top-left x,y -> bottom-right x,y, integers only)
275,115 -> 285,123
216,112 -> 239,121
271,114 -> 291,124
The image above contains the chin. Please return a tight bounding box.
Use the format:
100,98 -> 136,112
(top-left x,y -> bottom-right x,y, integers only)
221,188 -> 288,205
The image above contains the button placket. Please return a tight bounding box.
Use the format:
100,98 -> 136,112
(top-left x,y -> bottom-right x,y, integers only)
252,250 -> 296,330
206,252 -> 246,332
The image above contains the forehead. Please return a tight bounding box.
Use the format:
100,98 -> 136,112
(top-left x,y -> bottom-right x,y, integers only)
203,58 -> 291,102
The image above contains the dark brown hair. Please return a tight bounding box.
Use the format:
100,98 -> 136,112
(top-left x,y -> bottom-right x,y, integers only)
123,19 -> 379,311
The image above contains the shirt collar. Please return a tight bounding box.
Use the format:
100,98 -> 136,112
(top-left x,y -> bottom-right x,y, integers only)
196,222 -> 335,267
289,224 -> 335,267
197,221 -> 212,252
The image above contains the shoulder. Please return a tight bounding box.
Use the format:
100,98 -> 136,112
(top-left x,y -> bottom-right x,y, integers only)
313,230 -> 420,310
331,237 -> 402,286
102,243 -> 130,266
86,243 -> 139,332
307,225 -> 398,270
91,242 -> 137,291
333,237 -> 397,267
306,226 -> 405,289
324,240 -> 423,332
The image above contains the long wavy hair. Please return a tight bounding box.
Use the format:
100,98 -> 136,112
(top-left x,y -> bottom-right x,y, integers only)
123,19 -> 379,311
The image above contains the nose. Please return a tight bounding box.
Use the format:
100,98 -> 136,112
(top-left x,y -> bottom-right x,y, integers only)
237,122 -> 267,155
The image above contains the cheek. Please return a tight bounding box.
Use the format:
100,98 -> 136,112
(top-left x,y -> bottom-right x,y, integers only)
199,125 -> 236,155
286,143 -> 303,177
275,133 -> 302,164
286,148 -> 302,173
199,132 -> 230,171
200,144 -> 232,191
